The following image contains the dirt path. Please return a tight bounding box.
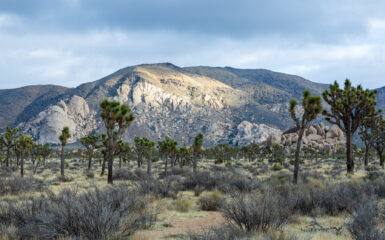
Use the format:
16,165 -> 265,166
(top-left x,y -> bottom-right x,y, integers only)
133,211 -> 225,239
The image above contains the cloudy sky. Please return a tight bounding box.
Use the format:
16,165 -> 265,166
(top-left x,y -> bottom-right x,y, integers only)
1,0 -> 385,89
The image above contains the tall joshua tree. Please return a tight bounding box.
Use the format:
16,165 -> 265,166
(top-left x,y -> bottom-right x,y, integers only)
192,133 -> 204,173
288,89 -> 322,184
18,134 -> 33,177
0,126 -> 19,167
322,79 -> 379,174
80,135 -> 101,170
59,126 -> 71,177
100,99 -> 134,184
372,116 -> 385,168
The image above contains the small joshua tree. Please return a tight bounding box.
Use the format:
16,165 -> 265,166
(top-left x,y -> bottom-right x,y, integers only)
371,116 -> 385,168
192,133 -> 204,172
100,99 -> 134,184
116,141 -> 131,168
18,134 -> 33,177
158,136 -> 177,175
288,89 -> 322,184
0,126 -> 19,167
322,79 -> 379,174
134,137 -> 155,175
59,126 -> 71,177
177,145 -> 191,168
80,135 -> 102,170
359,115 -> 379,167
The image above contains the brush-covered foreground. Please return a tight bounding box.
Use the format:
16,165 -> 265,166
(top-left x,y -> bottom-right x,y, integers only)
0,156 -> 384,240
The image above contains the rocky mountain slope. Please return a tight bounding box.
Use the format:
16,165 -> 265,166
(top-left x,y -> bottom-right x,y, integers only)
1,63 -> 384,147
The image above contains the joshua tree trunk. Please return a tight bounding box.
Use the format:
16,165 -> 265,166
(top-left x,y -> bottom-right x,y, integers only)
20,150 -> 24,177
147,157 -> 152,176
60,145 -> 65,177
164,157 -> 168,176
179,158 -> 183,168
293,128 -> 304,184
193,153 -> 197,173
346,132 -> 354,174
101,152 -> 107,176
6,150 -> 10,167
88,149 -> 93,170
119,155 -> 122,168
377,150 -> 384,168
107,136 -> 114,184
364,146 -> 369,167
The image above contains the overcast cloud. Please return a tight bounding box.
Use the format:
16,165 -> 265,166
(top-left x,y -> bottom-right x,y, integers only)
0,0 -> 385,89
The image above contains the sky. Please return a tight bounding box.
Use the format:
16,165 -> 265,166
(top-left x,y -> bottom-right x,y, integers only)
0,0 -> 385,89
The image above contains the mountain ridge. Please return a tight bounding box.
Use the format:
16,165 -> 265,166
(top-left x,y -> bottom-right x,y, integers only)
1,63 -> 384,147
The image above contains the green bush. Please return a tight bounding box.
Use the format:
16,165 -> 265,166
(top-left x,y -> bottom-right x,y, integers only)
198,190 -> 225,211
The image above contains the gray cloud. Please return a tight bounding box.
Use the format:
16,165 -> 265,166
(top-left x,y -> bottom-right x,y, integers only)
0,0 -> 385,89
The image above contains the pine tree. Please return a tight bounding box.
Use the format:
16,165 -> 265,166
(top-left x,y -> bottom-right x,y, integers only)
322,79 -> 379,174
288,89 -> 322,184
100,99 -> 134,184
80,135 -> 102,170
192,133 -> 204,172
59,126 -> 71,177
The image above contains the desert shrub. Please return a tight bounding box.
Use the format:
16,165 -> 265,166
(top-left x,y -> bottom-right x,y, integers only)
0,175 -> 45,196
84,170 -> 94,179
0,185 -> 156,239
113,168 -> 141,181
272,164 -> 283,171
274,180 -> 380,216
222,191 -> 290,232
198,190 -> 225,211
260,230 -> 298,240
159,168 -> 191,179
187,226 -> 242,240
138,175 -> 180,198
194,185 -> 205,196
348,201 -> 384,240
182,170 -> 260,193
175,197 -> 193,212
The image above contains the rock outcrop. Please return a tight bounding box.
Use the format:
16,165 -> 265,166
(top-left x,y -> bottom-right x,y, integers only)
17,95 -> 97,144
280,123 -> 345,153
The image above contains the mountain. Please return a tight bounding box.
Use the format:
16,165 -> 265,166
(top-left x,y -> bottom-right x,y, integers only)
1,63 -> 383,146
0,85 -> 69,128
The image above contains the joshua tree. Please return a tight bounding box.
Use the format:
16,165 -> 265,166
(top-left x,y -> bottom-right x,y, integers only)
0,126 -> 19,167
116,141 -> 131,168
359,116 -> 378,167
158,136 -> 177,175
100,99 -> 134,184
40,145 -> 52,165
177,145 -> 191,168
192,133 -> 204,172
288,89 -> 322,184
322,79 -> 379,174
59,126 -> 71,177
80,135 -> 102,170
134,137 -> 155,174
18,134 -> 33,177
371,116 -> 385,168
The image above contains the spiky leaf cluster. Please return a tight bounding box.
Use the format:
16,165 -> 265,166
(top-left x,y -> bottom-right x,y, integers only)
322,79 -> 379,133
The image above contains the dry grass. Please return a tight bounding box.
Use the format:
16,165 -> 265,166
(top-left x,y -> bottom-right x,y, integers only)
0,155 -> 384,239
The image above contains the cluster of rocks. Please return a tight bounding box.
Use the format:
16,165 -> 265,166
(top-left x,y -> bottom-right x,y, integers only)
280,123 -> 345,153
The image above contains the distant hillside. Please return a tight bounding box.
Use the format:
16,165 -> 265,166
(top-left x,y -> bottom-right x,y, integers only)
0,85 -> 69,129
1,63 -> 383,146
